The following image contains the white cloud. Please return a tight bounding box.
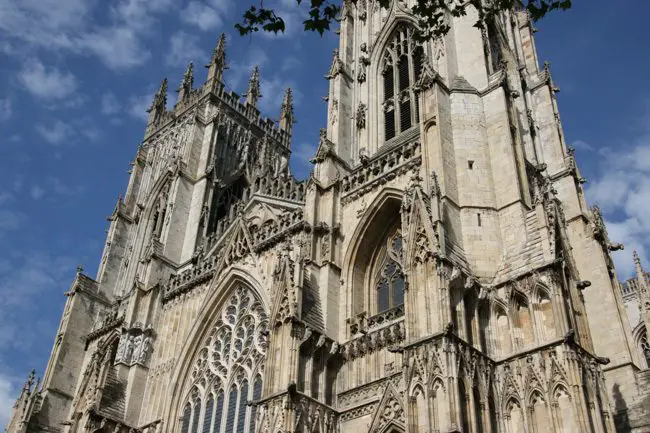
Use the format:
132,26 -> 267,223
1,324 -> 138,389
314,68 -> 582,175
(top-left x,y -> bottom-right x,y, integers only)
29,186 -> 45,200
35,119 -> 100,145
101,92 -> 121,115
1,0 -> 175,71
49,177 -> 85,196
166,31 -> 203,67
127,92 -> 154,121
0,372 -> 18,429
259,76 -> 302,117
0,210 -> 23,232
81,26 -> 151,70
290,141 -> 316,178
19,60 -> 77,100
570,139 -> 594,152
182,1 -> 223,31
36,120 -> 75,145
585,124 -> 650,279
0,98 -> 12,121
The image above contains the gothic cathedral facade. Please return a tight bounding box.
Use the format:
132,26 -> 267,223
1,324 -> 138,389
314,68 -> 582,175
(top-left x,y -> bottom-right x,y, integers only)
8,1 -> 650,433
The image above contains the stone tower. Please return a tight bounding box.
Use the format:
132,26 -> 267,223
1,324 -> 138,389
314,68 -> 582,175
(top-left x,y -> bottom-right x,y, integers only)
7,1 -> 650,433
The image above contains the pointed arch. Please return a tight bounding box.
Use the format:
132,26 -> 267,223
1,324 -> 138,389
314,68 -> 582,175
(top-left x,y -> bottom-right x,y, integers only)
162,269 -> 269,432
343,188 -> 404,319
504,397 -> 525,433
491,300 -> 512,357
367,14 -> 422,156
553,385 -> 578,433
528,390 -> 551,433
511,292 -> 534,349
532,283 -> 556,342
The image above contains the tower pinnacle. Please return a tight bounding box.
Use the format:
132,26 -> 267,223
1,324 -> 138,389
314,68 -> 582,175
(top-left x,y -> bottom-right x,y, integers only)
177,62 -> 194,102
147,78 -> 168,125
279,88 -> 294,135
245,66 -> 262,108
206,33 -> 227,85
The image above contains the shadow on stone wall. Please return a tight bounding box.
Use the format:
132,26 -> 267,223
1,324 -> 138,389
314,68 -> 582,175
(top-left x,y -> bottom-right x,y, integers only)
612,384 -> 631,433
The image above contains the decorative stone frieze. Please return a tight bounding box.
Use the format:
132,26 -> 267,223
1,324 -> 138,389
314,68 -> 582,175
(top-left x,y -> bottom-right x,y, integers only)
343,320 -> 405,361
341,141 -> 421,204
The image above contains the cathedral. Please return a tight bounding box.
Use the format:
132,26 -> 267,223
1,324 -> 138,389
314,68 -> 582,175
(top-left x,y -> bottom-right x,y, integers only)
7,1 -> 650,432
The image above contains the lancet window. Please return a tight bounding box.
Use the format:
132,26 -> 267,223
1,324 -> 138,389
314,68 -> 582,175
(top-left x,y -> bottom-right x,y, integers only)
369,226 -> 404,314
640,329 -> 650,368
180,286 -> 268,433
381,25 -> 424,142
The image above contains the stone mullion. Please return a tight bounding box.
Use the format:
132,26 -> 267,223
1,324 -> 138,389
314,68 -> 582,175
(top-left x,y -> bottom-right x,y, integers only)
467,381 -> 479,433
549,402 -> 561,432
482,398 -> 493,433
427,388 -> 437,433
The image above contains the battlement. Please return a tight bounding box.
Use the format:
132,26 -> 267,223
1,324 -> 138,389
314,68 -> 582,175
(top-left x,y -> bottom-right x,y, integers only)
143,36 -> 293,148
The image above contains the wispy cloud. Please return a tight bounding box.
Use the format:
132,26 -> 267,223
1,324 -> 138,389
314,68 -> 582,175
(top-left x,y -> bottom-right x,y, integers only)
0,372 -> 19,428
166,31 -> 203,67
35,119 -> 102,146
290,141 -> 316,178
101,92 -> 121,116
585,108 -> 650,278
36,120 -> 75,145
1,0 -> 176,71
0,98 -> 12,121
19,59 -> 77,100
127,92 -> 154,121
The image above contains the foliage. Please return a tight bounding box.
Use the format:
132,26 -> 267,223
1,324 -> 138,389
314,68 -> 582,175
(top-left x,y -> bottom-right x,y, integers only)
235,0 -> 572,39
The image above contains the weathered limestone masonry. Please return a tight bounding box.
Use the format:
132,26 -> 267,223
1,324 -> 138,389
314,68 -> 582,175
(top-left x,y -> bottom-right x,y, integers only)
7,1 -> 650,433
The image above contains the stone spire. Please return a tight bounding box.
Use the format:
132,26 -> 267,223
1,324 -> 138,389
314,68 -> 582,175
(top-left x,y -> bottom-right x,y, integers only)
177,62 -> 194,102
147,78 -> 168,125
634,250 -> 649,294
279,88 -> 294,135
206,33 -> 227,84
245,66 -> 262,108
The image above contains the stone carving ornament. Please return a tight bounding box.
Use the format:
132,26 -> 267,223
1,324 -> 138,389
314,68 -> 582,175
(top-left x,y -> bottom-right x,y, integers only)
188,286 -> 268,389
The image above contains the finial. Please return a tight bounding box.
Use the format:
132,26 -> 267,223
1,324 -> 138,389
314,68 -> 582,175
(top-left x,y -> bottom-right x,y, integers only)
245,66 -> 262,108
279,88 -> 294,132
76,265 -> 84,274
148,78 -> 168,113
207,33 -> 227,84
634,250 -> 645,276
182,62 -> 194,90
177,62 -> 194,101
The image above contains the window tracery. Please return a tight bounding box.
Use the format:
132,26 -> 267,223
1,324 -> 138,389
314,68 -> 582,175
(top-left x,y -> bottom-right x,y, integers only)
182,286 -> 268,433
381,25 -> 424,142
640,329 -> 650,368
371,227 -> 405,314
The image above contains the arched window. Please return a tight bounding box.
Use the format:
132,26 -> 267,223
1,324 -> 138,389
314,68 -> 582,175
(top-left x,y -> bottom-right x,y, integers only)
640,330 -> 650,368
248,376 -> 263,433
513,294 -> 534,349
236,380 -> 249,433
215,391 -> 225,433
203,395 -> 215,433
381,25 -> 424,142
181,287 -> 267,433
225,385 -> 238,433
534,287 -> 555,342
181,403 -> 192,433
370,227 -> 404,314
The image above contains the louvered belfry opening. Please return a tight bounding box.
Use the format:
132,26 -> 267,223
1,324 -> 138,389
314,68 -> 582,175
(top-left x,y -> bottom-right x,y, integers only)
381,25 -> 424,143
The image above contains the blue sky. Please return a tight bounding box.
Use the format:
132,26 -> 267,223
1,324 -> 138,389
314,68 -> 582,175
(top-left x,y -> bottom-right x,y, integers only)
0,0 -> 649,425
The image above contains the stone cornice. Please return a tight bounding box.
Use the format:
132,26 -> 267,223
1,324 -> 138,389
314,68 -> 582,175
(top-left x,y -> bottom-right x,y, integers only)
85,315 -> 124,343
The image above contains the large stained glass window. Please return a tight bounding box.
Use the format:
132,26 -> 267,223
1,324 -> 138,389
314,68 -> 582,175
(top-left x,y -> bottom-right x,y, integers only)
382,25 -> 424,142
181,287 -> 268,433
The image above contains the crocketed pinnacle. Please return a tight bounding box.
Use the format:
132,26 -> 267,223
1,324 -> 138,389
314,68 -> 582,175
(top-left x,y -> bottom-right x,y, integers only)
148,78 -> 168,112
245,66 -> 262,107
280,88 -> 294,130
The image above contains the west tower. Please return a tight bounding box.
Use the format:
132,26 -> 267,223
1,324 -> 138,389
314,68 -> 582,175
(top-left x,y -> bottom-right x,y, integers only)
7,2 -> 650,433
